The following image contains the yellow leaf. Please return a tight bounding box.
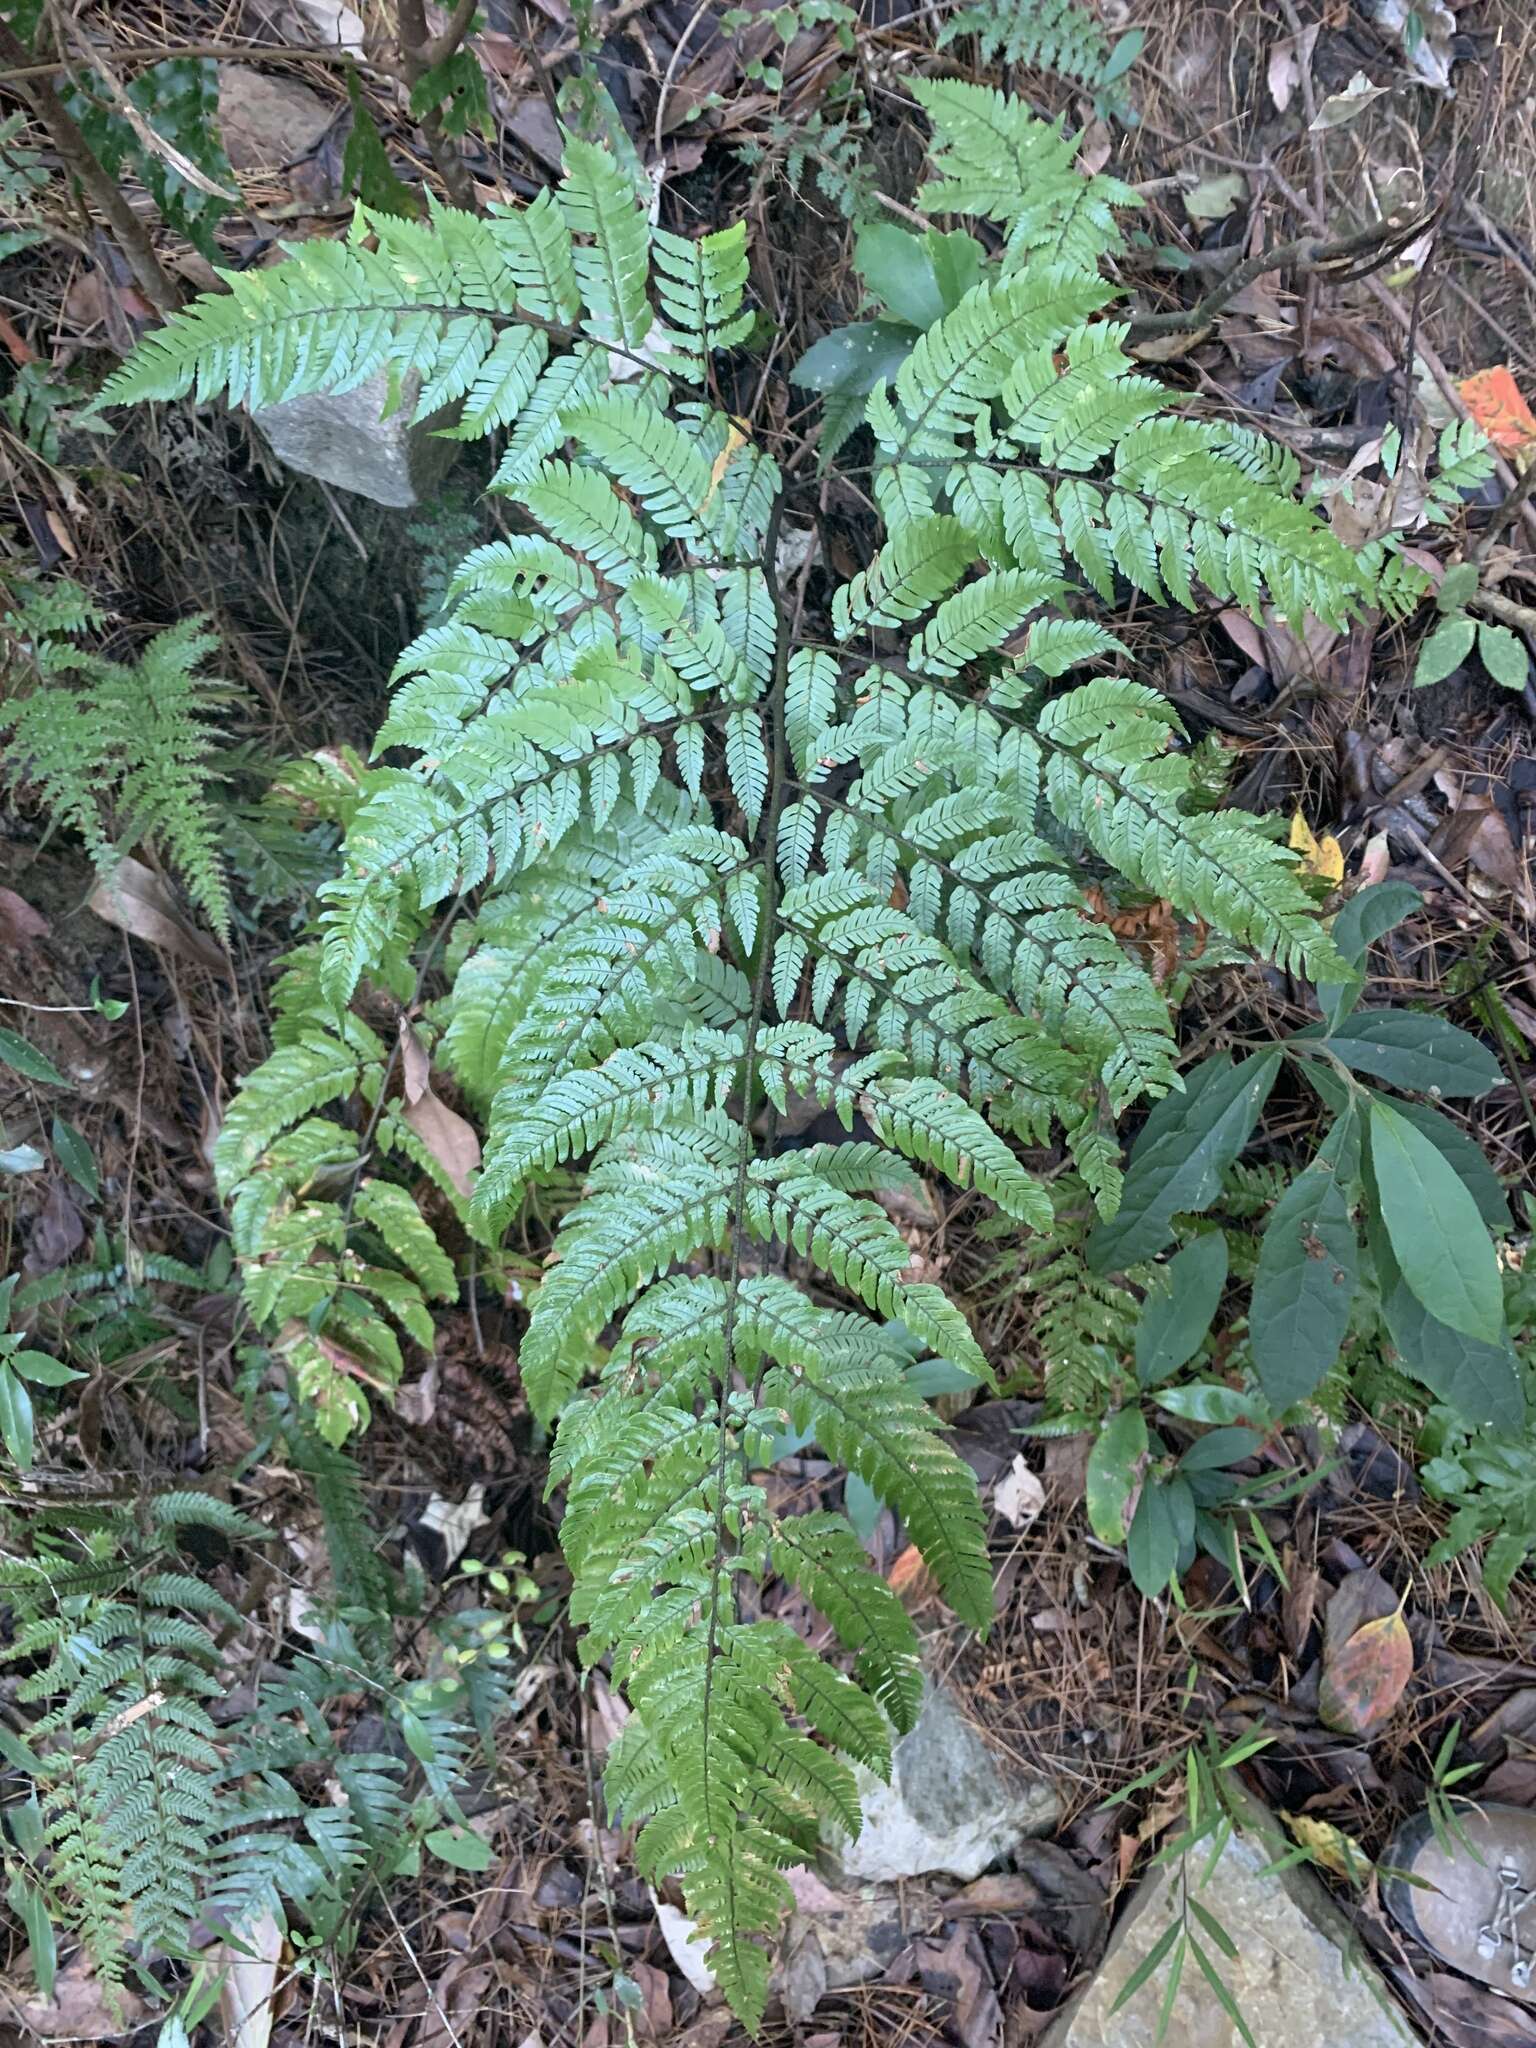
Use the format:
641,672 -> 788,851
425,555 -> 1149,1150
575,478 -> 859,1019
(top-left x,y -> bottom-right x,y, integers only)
698,420 -> 749,517
1289,811 -> 1344,884
1282,1811 -> 1374,1887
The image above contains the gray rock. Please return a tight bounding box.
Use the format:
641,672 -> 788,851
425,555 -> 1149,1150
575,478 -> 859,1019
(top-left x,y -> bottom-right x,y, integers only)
829,1680 -> 1060,1882
218,66 -> 333,171
1040,1795 -> 1410,2048
253,370 -> 460,507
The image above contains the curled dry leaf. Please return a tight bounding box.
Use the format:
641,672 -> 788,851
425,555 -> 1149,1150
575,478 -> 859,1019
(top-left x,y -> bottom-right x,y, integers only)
88,855 -> 224,969
398,1019 -> 481,1198
994,1452 -> 1046,1530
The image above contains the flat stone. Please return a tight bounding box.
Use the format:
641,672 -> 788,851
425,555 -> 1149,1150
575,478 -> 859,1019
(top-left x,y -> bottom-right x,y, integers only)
829,1679 -> 1061,1883
253,369 -> 461,507
218,66 -> 333,171
1040,1793 -> 1409,2048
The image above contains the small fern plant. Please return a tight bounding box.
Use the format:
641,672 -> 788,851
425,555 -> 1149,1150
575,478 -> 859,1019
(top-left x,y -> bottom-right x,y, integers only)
101,80 -> 1370,2023
1,577 -> 240,938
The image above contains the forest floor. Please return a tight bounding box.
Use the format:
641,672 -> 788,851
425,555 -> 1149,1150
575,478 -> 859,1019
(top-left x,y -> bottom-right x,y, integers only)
3,1 -> 1536,2044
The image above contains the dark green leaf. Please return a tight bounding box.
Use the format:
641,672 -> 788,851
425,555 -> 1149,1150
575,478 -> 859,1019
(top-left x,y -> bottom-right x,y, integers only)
1367,1209 -> 1524,1430
924,229 -> 984,313
1135,1233 -> 1228,1386
425,1824 -> 493,1872
1085,1405 -> 1147,1544
0,1360 -> 34,1470
401,1710 -> 438,1765
1317,881 -> 1420,1025
1369,1099 -> 1503,1344
1089,1053 -> 1281,1270
1250,1165 -> 1358,1408
1189,1935 -> 1259,2048
49,1117 -> 98,1199
408,48 -> 490,139
1179,1426 -> 1263,1473
343,70 -> 421,217
0,1720 -> 38,1774
855,223 -> 947,331
1108,1912 -> 1182,2013
791,320 -> 915,396
1372,1096 -> 1510,1232
1127,1479 -> 1179,1596
0,1026 -> 66,1088
1306,1009 -> 1502,1097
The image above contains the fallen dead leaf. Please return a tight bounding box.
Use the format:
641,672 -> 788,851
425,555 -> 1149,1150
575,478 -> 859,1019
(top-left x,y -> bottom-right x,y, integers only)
1289,811 -> 1345,884
994,1453 -> 1046,1530
1319,1588 -> 1413,1736
1282,1810 -> 1373,1885
1267,23 -> 1318,112
20,1955 -> 148,2039
215,1906 -> 283,2048
887,1543 -> 937,1608
0,886 -> 48,947
88,855 -> 224,968
398,1019 -> 481,1198
1459,365 -> 1536,462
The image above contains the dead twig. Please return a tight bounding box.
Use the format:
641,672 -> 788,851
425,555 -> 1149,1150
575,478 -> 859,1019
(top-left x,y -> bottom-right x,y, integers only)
0,12 -> 180,314
392,0 -> 479,212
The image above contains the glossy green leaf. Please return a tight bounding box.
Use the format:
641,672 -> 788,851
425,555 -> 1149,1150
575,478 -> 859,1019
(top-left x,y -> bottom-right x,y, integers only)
1135,1233 -> 1228,1386
0,1026 -> 66,1088
1250,1165 -> 1358,1409
1086,1405 -> 1147,1544
923,229 -> 984,313
1369,1099 -> 1503,1344
0,1359 -> 34,1470
1434,562 -> 1478,614
1157,1383 -> 1271,1427
1178,1426 -> 1262,1473
1127,1476 -> 1183,1595
1373,1095 -> 1510,1232
1089,1054 -> 1281,1270
1367,1208 -> 1524,1430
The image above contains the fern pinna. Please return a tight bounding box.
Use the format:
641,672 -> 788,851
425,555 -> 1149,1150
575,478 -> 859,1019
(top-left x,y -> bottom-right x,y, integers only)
103,81 -> 1367,2023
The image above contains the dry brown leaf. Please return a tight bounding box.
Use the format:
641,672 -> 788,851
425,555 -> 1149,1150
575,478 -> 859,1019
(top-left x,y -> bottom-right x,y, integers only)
1267,22 -> 1318,111
0,886 -> 48,947
1318,1599 -> 1413,1736
398,1020 -> 481,1197
20,1956 -> 148,2040
215,1906 -> 283,2048
887,1543 -> 937,1608
88,855 -> 224,968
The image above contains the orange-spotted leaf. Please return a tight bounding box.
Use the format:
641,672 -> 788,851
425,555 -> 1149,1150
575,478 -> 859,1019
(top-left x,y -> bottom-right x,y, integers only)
1317,1603 -> 1412,1736
1289,812 -> 1344,885
1458,365 -> 1536,459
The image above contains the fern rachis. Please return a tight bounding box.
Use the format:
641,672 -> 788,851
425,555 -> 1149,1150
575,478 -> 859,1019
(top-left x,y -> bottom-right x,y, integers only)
101,85 -> 1369,2026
